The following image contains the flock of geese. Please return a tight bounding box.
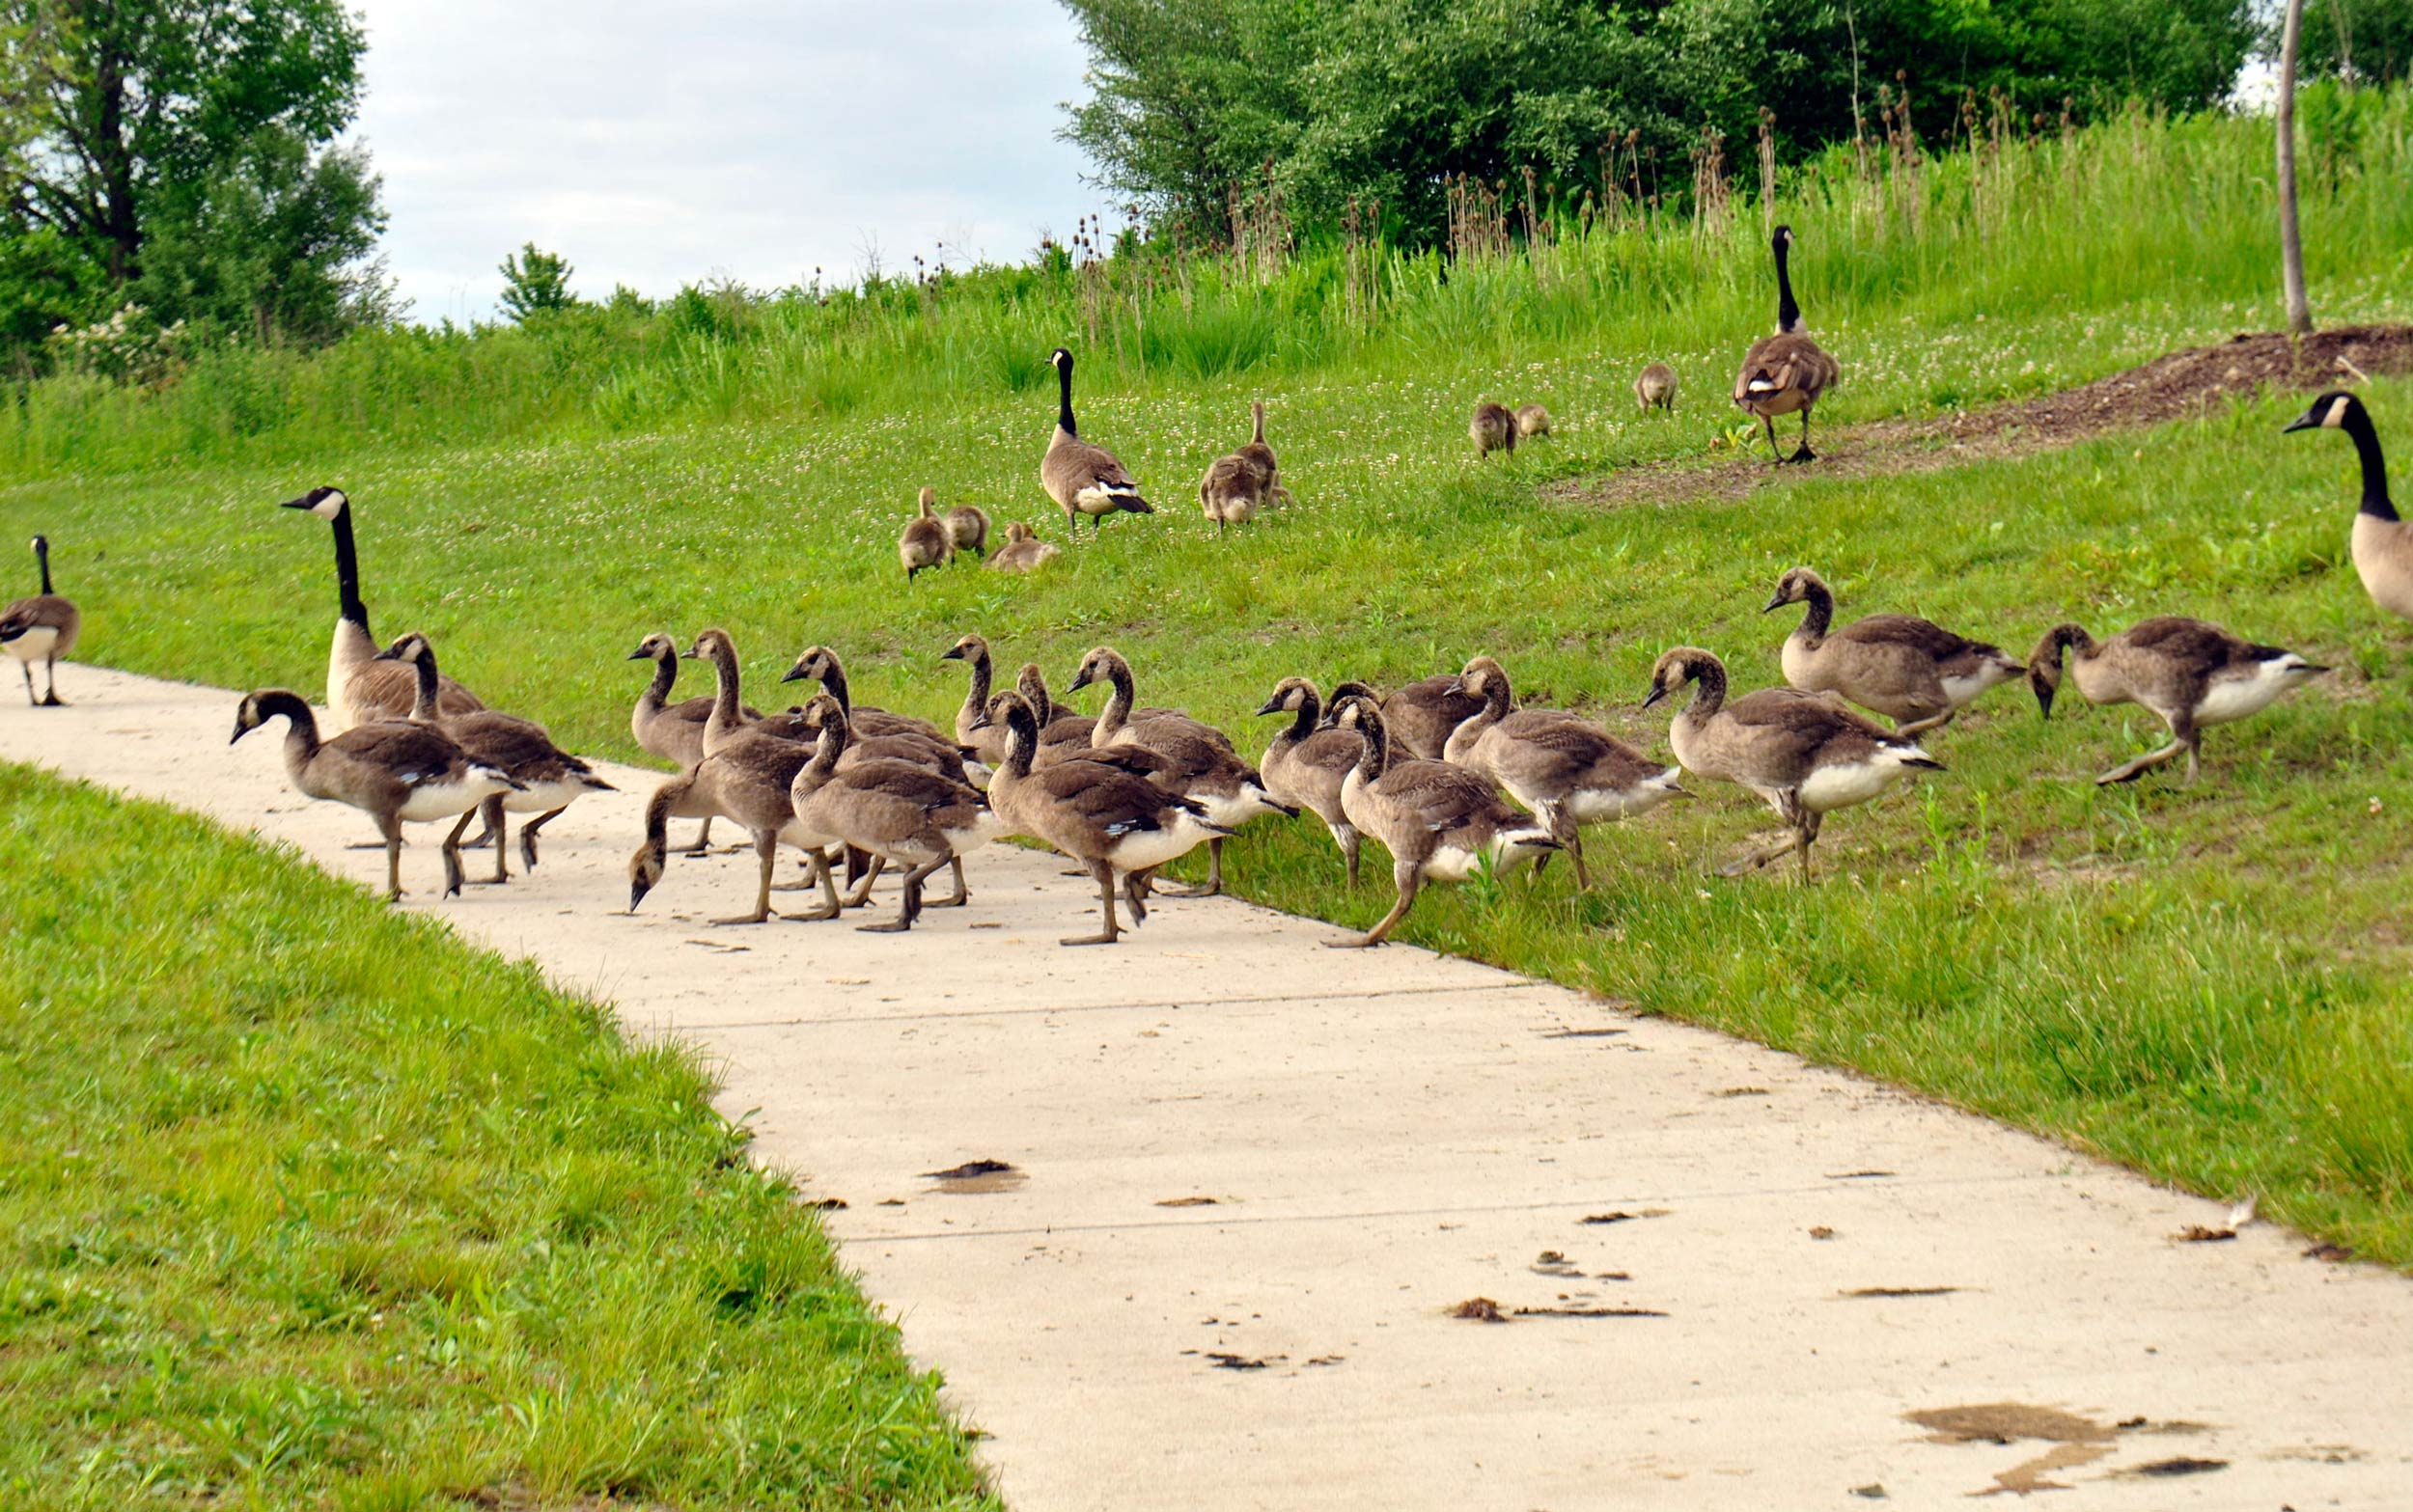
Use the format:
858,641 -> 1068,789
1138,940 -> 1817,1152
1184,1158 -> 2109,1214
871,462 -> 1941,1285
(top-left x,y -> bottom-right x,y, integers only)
7,219 -> 2406,949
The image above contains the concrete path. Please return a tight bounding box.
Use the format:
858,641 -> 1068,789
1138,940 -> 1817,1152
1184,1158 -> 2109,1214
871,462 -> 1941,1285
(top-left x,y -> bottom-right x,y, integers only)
8,664 -> 2411,1508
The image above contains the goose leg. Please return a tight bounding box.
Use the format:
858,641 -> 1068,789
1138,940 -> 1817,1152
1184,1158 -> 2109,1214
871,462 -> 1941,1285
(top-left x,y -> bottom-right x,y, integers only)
928,855 -> 969,908
1159,838 -> 1226,898
1566,825 -> 1593,891
1761,414 -> 1782,460
1122,867 -> 1151,924
1328,821 -> 1362,887
683,815 -> 716,857
1894,707 -> 1955,738
40,654 -> 63,706
1789,410 -> 1817,464
1330,860 -> 1421,948
1062,860 -> 1123,947
711,833 -> 779,925
380,815 -> 405,902
862,856 -> 945,933
518,807 -> 567,870
787,849 -> 845,922
17,661 -> 34,706
467,795 -> 512,884
842,854 -> 887,907
2095,735 -> 2192,786
440,809 -> 479,898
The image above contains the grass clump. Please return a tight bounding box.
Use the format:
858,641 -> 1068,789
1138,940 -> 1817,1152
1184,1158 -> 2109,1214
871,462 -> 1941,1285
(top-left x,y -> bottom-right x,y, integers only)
0,763 -> 996,1510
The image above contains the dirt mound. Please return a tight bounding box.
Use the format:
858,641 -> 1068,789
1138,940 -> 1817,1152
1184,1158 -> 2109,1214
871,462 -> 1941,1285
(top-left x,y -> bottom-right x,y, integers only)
1558,324 -> 2413,510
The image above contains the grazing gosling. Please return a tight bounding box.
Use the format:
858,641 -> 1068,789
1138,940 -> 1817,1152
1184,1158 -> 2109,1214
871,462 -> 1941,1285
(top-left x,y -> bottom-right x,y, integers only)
1470,401 -> 1516,458
2028,618 -> 2327,785
1445,657 -> 1684,890
1327,695 -> 1559,948
901,487 -> 954,580
1645,647 -> 1941,883
1041,346 -> 1153,534
988,520 -> 1060,572
979,691 -> 1230,947
1513,403 -> 1552,441
232,689 -> 517,900
1733,224 -> 1841,463
1258,676 -> 1372,885
1,535 -> 79,706
944,498 -> 991,559
1762,566 -> 2024,735
626,729 -> 833,925
1635,363 -> 1678,414
1237,399 -> 1291,506
2286,390 -> 2410,623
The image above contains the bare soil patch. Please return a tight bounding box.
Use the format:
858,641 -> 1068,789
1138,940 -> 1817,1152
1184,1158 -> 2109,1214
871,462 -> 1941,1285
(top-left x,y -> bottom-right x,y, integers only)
1557,325 -> 2413,510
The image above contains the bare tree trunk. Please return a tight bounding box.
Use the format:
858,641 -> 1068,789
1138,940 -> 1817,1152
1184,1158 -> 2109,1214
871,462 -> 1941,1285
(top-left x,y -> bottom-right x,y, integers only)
2277,0 -> 2314,337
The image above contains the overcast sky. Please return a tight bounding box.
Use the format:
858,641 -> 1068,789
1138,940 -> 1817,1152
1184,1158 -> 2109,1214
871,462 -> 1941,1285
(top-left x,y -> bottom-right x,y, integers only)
348,1 -> 1101,324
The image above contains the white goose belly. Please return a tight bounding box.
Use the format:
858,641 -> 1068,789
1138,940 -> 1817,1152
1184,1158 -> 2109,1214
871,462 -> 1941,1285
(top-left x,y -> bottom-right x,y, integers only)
502,777 -> 597,813
2194,658 -> 2309,727
1103,816 -> 1210,873
1796,753 -> 1912,814
3,625 -> 58,663
394,776 -> 500,822
1939,665 -> 2013,707
2352,513 -> 2413,620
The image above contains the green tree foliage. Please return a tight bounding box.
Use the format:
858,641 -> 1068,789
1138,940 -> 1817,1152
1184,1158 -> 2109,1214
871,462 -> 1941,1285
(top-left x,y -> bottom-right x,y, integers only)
0,0 -> 389,361
1057,0 -> 2260,242
2280,0 -> 2413,83
497,242 -> 576,322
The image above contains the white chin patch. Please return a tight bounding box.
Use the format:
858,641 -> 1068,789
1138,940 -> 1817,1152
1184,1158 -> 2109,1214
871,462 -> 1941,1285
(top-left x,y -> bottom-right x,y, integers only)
312,491 -> 347,519
2326,397 -> 2350,429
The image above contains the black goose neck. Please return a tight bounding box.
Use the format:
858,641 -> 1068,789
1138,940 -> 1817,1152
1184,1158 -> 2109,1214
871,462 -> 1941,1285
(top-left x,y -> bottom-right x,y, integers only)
707,643 -> 742,725
330,507 -> 369,630
408,646 -> 440,720
1352,706 -> 1390,781
1285,689 -> 1319,744
34,538 -> 51,595
2345,406 -> 2397,521
1056,358 -> 1077,435
818,658 -> 852,714
1797,579 -> 1834,638
1774,236 -> 1801,335
1687,657 -> 1728,718
809,716 -> 847,777
1003,701 -> 1039,778
962,648 -> 992,708
644,647 -> 677,707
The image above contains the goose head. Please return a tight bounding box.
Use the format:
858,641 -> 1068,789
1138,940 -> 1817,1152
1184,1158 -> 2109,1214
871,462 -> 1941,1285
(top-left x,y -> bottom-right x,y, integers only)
940,632 -> 988,664
1761,565 -> 1826,613
682,627 -> 736,663
628,631 -> 679,663
797,692 -> 849,735
1066,645 -> 1126,694
2284,391 -> 2363,434
279,484 -> 349,520
1257,676 -> 1317,717
1642,647 -> 1720,709
1048,346 -> 1073,375
1455,655 -> 1510,700
1321,680 -> 1382,729
781,644 -> 839,685
373,630 -> 435,668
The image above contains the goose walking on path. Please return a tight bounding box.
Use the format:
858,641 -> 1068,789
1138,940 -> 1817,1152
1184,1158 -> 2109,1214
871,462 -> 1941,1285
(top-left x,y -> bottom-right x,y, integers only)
789,696 -> 1002,933
1258,677 -> 1371,886
626,729 -> 837,926
280,485 -> 480,732
2286,391 -> 2411,623
232,689 -> 517,901
1645,647 -> 1940,882
629,631 -> 763,854
2,535 -> 78,707
1041,347 -> 1152,534
1762,567 -> 2024,735
2028,618 -> 2327,785
1733,225 -> 1840,463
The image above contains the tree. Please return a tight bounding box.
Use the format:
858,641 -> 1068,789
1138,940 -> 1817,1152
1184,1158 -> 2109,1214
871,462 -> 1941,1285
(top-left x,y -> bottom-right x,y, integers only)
2277,0 -> 2314,336
2276,0 -> 2413,85
0,0 -> 387,355
498,242 -> 576,322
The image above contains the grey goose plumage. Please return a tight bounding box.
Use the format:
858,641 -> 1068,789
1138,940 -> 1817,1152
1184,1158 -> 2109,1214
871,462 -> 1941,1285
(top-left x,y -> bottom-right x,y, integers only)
1470,401 -> 1515,458
1,535 -> 79,707
2027,617 -> 2326,785
1041,346 -> 1152,532
1257,676 -> 1371,886
1733,225 -> 1840,463
2286,391 -> 2412,623
280,485 -> 482,732
788,695 -> 1003,932
1379,673 -> 1485,762
1762,567 -> 2024,735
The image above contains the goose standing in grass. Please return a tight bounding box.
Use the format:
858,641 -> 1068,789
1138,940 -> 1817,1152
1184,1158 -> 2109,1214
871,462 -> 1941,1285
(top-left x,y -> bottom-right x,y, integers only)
1636,363 -> 1678,414
627,727 -> 835,925
1444,657 -> 1684,890
987,521 -> 1060,572
789,696 -> 1001,932
1379,673 -> 1485,761
944,498 -> 991,560
978,691 -> 1229,946
2027,618 -> 2327,785
1068,646 -> 1293,896
1470,402 -> 1515,458
2,536 -> 79,707
1258,677 -> 1370,886
280,485 -> 481,732
942,632 -> 1009,771
1199,432 -> 1272,536
1041,346 -> 1152,534
1326,694 -> 1559,948
232,689 -> 516,901
1761,567 -> 2024,735
1733,225 -> 1840,463
901,487 -> 954,580
2286,390 -> 2412,623
1645,647 -> 1940,882
1235,399 -> 1291,506
376,633 -> 612,883
1514,403 -> 1552,441
629,631 -> 767,854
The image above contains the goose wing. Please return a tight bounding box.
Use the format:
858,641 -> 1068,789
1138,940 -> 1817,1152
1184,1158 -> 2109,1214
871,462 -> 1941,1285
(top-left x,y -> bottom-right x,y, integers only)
1717,688 -> 1890,787
1372,759 -> 1523,841
1733,332 -> 1838,402
1489,713 -> 1660,789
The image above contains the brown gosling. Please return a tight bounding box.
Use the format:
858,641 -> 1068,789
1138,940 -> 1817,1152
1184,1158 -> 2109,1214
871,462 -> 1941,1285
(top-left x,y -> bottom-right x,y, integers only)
1645,647 -> 1941,883
901,487 -> 953,579
1257,676 -> 1371,885
2286,390 -> 2410,623
988,520 -> 1060,572
789,695 -> 1001,932
627,630 -> 766,854
232,689 -> 518,901
626,728 -> 836,925
1041,346 -> 1152,534
1762,566 -> 2024,736
1,535 -> 79,706
1513,403 -> 1552,441
2028,618 -> 2327,786
1470,401 -> 1516,458
1636,363 -> 1678,413
1237,399 -> 1291,506
1326,694 -> 1559,948
1732,224 -> 1840,463
1378,672 -> 1485,761
944,498 -> 990,559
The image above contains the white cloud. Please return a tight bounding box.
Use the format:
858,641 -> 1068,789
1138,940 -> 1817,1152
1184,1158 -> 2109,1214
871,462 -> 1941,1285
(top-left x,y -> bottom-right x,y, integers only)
347,0 -> 1104,323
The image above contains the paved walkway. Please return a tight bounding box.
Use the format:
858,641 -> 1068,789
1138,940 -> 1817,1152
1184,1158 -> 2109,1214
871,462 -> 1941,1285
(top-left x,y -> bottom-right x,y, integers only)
8,665 -> 2411,1508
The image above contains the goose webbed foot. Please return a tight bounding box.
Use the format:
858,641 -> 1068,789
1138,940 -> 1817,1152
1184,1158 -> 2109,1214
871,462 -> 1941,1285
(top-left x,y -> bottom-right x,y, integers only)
39,692 -> 64,707
1324,933 -> 1385,949
928,857 -> 970,907
1159,839 -> 1227,897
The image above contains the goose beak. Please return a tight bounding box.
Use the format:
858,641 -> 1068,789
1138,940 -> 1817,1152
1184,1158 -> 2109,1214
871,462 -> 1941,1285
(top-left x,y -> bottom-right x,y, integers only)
939,644 -> 965,661
1642,684 -> 1668,709
779,665 -> 807,683
679,641 -> 704,660
968,711 -> 992,730
1760,593 -> 1786,614
626,645 -> 652,660
1067,667 -> 1095,692
228,722 -> 246,745
276,492 -> 316,510
2282,409 -> 2320,434
629,880 -> 651,912
373,646 -> 401,661
1255,697 -> 1285,715
2033,683 -> 2056,720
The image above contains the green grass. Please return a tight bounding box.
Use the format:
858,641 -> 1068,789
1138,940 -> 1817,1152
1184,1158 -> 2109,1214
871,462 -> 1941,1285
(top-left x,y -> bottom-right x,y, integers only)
0,764 -> 996,1510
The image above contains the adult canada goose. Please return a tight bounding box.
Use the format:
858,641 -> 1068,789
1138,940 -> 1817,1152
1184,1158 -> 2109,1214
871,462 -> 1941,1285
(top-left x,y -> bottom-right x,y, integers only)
626,727 -> 838,925
1068,646 -> 1293,895
1326,694 -> 1559,948
1258,676 -> 1370,885
1645,647 -> 1941,882
789,696 -> 1002,932
1761,566 -> 2024,735
1636,363 -> 1678,414
1470,402 -> 1515,458
2286,390 -> 2411,623
1733,225 -> 1841,463
628,631 -> 767,854
1379,673 -> 1485,761
1199,454 -> 1269,536
2027,618 -> 2327,785
232,688 -> 516,900
280,485 -> 481,731
901,487 -> 954,580
1042,346 -> 1152,533
1514,403 -> 1552,441
987,520 -> 1060,573
2,535 -> 79,707
978,691 -> 1229,946
945,498 -> 990,559
1444,657 -> 1684,889
377,633 -> 613,883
